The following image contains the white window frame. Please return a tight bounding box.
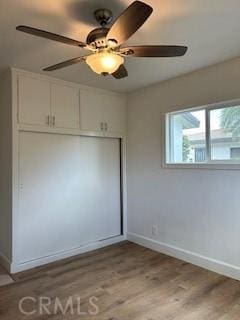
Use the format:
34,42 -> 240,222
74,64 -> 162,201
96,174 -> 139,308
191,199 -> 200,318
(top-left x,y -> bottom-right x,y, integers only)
163,98 -> 240,170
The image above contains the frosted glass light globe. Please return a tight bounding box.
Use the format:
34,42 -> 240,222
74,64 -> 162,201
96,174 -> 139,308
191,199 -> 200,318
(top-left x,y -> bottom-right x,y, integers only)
86,52 -> 124,75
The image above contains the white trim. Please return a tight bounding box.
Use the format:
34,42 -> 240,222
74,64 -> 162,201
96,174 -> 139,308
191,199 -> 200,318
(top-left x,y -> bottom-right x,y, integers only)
17,125 -> 125,139
121,137 -> 128,236
162,163 -> 240,170
0,252 -> 11,273
127,232 -> 240,281
11,235 -> 126,274
166,97 -> 240,116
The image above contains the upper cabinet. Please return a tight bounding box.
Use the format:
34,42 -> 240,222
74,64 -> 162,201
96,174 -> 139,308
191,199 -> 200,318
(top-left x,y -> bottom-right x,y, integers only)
80,90 -> 126,133
18,76 -> 51,127
51,83 -> 80,129
17,75 -> 80,129
16,71 -> 126,134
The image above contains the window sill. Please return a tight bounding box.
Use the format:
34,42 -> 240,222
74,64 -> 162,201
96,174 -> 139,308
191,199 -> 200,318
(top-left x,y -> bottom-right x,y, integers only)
163,162 -> 240,170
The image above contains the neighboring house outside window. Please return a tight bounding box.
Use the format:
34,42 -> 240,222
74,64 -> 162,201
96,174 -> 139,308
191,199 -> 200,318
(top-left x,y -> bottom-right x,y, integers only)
195,147 -> 206,162
231,147 -> 240,160
188,129 -> 240,161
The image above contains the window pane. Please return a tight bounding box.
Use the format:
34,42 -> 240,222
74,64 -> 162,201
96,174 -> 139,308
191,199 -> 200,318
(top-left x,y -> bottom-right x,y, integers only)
168,110 -> 206,163
210,106 -> 240,160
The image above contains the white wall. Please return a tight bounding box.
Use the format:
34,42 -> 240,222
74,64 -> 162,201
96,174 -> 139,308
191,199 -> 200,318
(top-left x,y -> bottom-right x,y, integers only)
127,58 -> 240,280
0,70 -> 12,268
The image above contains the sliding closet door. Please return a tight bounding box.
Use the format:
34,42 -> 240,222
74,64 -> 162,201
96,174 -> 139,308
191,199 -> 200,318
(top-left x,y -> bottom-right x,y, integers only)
18,132 -> 121,263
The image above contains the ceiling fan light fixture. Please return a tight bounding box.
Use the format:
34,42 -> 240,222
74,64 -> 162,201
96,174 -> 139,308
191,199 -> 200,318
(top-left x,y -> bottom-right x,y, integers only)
86,52 -> 124,75
16,1 -> 188,79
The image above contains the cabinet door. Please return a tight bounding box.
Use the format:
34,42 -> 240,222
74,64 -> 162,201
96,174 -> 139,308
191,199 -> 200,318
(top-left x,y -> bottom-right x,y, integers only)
18,75 -> 51,126
51,84 -> 80,129
80,90 -> 106,132
102,95 -> 126,133
80,90 -> 126,133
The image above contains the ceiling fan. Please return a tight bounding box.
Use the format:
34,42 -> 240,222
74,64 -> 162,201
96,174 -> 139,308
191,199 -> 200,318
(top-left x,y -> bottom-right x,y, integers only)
16,1 -> 188,79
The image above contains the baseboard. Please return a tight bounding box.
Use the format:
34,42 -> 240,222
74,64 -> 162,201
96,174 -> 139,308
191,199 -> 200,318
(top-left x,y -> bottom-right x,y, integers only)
127,232 -> 240,281
0,251 -> 11,273
11,235 -> 126,273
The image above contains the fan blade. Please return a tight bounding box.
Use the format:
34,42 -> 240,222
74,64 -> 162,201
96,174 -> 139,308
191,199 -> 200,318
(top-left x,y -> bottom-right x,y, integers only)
121,45 -> 188,57
107,1 -> 153,45
16,25 -> 86,47
112,65 -> 128,79
43,57 -> 85,71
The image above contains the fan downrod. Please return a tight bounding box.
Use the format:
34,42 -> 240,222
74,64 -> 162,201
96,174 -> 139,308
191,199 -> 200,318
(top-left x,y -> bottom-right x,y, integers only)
94,9 -> 113,27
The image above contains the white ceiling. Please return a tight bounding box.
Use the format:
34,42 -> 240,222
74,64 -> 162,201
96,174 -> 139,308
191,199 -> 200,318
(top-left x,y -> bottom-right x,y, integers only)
1,0 -> 240,92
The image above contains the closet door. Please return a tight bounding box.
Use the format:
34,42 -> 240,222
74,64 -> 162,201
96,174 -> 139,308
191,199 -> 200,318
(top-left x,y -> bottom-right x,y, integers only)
51,83 -> 80,129
18,132 -> 121,263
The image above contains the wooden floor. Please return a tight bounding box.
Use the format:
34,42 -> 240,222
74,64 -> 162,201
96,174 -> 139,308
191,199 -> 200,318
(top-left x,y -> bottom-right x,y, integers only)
0,241 -> 240,319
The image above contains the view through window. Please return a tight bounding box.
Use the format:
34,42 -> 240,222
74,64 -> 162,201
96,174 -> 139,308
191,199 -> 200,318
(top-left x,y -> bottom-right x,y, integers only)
210,106 -> 240,161
166,103 -> 240,164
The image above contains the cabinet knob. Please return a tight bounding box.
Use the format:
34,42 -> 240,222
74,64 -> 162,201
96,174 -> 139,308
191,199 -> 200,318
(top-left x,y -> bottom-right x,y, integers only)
104,122 -> 108,131
100,122 -> 104,131
52,116 -> 56,126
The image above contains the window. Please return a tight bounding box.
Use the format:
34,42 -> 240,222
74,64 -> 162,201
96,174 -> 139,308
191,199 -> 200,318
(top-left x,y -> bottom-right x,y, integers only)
209,106 -> 240,161
166,109 -> 206,163
165,101 -> 240,166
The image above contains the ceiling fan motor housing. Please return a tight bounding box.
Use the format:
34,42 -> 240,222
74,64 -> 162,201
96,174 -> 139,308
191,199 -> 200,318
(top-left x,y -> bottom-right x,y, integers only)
86,8 -> 114,47
86,27 -> 109,46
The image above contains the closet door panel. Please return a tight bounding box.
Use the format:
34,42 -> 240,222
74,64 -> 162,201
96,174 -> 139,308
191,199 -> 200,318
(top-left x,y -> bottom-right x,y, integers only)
51,84 -> 80,129
18,75 -> 51,126
18,132 -> 121,263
